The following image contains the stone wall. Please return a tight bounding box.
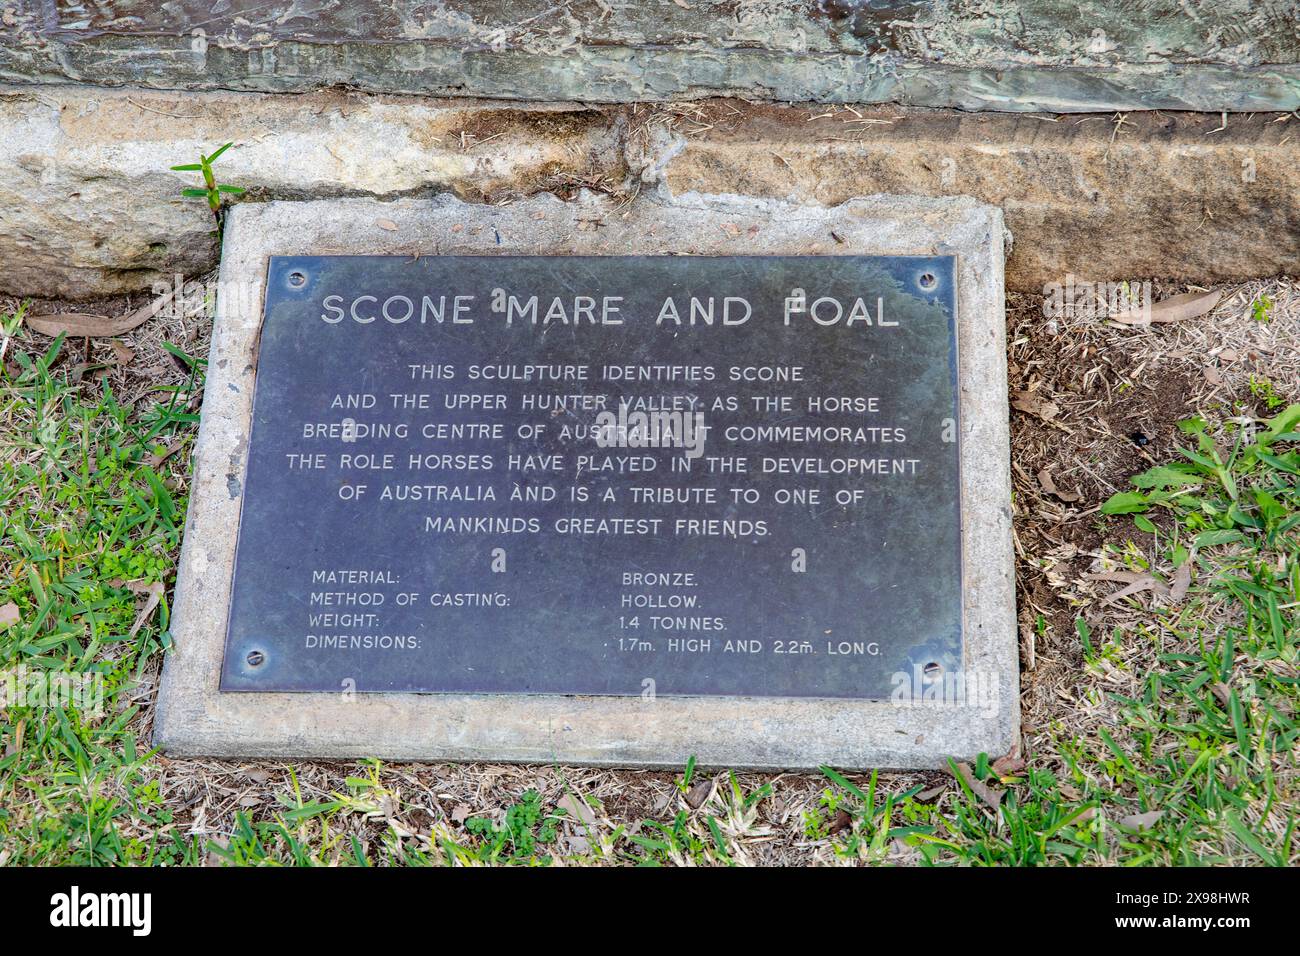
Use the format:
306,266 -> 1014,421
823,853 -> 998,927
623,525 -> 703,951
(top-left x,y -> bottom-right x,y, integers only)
2,86 -> 1296,299
1,1 -> 1297,112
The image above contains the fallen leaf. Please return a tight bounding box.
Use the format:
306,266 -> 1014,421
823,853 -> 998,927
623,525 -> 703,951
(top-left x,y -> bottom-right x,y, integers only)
144,438 -> 186,469
951,761 -> 1003,811
0,602 -> 19,630
1037,467 -> 1082,502
915,783 -> 948,802
1011,390 -> 1059,421
28,284 -> 177,338
1112,289 -> 1221,325
450,804 -> 471,825
684,778 -> 712,809
992,752 -> 1026,776
110,340 -> 135,367
3,717 -> 23,758
1118,809 -> 1164,831
126,581 -> 165,639
1170,559 -> 1193,603
1101,574 -> 1169,606
407,807 -> 435,833
558,792 -> 596,826
565,834 -> 591,854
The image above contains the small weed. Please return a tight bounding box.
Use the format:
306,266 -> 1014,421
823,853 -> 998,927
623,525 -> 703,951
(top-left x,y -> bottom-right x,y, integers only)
460,790 -> 564,865
1249,375 -> 1287,411
1251,295 -> 1274,323
171,142 -> 244,231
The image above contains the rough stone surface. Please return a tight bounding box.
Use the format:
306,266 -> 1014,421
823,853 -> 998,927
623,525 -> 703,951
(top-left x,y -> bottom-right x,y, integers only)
0,86 -> 622,298
4,86 -> 1297,300
1,0 -> 1297,112
651,104 -> 1300,291
153,191 -> 1016,769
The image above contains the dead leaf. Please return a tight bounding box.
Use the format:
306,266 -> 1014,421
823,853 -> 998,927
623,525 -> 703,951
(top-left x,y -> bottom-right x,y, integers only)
126,581 -> 164,639
950,761 -> 1003,811
1170,559 -> 1193,603
68,362 -> 110,383
144,438 -> 186,469
1112,289 -> 1221,325
27,283 -> 177,338
1037,467 -> 1082,502
1118,809 -> 1164,831
684,778 -> 712,809
1011,390 -> 1060,421
27,313 -> 133,338
992,752 -> 1026,776
1101,574 -> 1169,606
915,783 -> 948,802
3,717 -> 23,759
407,807 -> 435,833
0,602 -> 19,630
565,834 -> 591,854
375,218 -> 398,232
110,340 -> 135,367
1092,567 -> 1175,606
558,792 -> 596,826
450,804 -> 471,825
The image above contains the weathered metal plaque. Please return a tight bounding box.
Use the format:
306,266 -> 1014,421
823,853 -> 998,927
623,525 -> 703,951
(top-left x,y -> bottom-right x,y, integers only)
220,255 -> 960,698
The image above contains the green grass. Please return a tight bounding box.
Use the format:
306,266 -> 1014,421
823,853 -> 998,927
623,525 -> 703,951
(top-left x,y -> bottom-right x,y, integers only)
0,308 -> 1296,866
1,329 -> 200,864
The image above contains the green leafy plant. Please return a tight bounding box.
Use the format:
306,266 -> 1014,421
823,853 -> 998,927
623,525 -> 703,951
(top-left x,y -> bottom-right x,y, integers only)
1251,295 -> 1274,323
171,142 -> 244,228
1250,375 -> 1287,411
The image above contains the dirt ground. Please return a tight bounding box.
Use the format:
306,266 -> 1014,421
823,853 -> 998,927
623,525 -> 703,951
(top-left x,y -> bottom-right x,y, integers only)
2,275 -> 1296,865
